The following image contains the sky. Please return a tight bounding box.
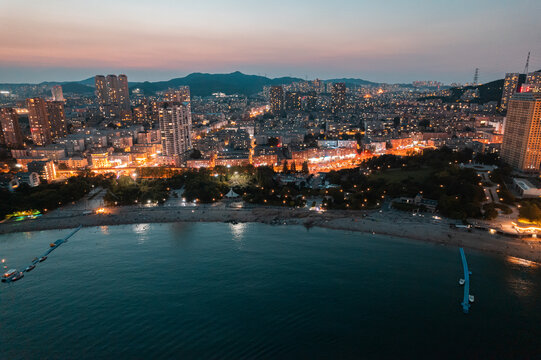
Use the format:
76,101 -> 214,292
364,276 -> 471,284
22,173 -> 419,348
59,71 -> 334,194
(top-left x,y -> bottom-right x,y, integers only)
1,0 -> 540,84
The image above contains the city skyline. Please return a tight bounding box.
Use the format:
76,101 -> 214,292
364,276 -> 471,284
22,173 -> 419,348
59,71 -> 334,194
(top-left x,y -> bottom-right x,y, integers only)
1,0 -> 540,84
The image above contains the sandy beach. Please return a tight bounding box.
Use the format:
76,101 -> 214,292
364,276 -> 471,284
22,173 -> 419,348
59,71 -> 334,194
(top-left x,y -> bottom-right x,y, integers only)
1,203 -> 541,263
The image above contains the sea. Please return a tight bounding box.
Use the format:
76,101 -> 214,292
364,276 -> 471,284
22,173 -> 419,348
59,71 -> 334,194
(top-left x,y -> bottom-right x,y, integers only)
1,222 -> 541,359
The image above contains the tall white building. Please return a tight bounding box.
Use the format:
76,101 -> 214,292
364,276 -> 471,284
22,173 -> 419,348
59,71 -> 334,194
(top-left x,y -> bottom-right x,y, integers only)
158,102 -> 192,165
51,85 -> 64,102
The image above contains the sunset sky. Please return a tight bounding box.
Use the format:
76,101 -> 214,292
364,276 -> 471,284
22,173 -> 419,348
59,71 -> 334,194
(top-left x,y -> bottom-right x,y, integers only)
1,0 -> 540,83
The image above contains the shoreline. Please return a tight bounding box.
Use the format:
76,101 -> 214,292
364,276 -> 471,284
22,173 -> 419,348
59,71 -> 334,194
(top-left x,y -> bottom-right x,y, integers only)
1,205 -> 540,263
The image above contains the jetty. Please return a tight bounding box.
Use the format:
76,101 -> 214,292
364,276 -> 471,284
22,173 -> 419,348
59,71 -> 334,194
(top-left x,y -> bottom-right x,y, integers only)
2,225 -> 82,283
459,247 -> 471,314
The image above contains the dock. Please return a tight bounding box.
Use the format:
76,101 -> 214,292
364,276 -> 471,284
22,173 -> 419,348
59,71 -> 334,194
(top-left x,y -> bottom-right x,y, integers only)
2,225 -> 82,283
459,247 -> 471,314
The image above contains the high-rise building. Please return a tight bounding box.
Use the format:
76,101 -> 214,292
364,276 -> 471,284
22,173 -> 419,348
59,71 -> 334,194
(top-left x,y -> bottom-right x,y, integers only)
501,92 -> 541,172
285,91 -> 301,111
118,74 -> 130,111
302,91 -> 318,111
164,87 -> 191,103
27,97 -> 52,146
51,85 -> 65,102
95,74 -> 130,119
0,108 -> 24,148
501,73 -> 526,111
46,101 -> 67,139
331,83 -> 346,113
158,102 -> 192,161
525,71 -> 541,93
269,86 -> 284,114
106,75 -> 119,104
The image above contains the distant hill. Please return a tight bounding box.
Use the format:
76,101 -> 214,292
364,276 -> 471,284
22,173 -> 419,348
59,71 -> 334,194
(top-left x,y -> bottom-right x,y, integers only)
324,78 -> 379,87
418,79 -> 504,105
61,82 -> 94,94
129,71 -> 303,96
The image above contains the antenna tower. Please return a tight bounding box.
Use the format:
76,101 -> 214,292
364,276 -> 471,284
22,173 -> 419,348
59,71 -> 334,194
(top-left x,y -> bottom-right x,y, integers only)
473,68 -> 479,85
523,51 -> 531,78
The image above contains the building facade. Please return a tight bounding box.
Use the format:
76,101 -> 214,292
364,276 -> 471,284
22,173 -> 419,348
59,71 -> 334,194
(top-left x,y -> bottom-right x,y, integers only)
0,107 -> 24,148
331,82 -> 346,113
27,97 -> 52,146
269,86 -> 284,114
51,85 -> 64,102
501,92 -> 541,172
95,74 -> 130,119
501,73 -> 526,111
46,101 -> 67,139
158,102 -> 193,163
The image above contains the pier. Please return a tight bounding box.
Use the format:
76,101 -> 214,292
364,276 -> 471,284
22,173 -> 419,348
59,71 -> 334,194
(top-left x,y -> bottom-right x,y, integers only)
459,247 -> 471,314
2,225 -> 82,283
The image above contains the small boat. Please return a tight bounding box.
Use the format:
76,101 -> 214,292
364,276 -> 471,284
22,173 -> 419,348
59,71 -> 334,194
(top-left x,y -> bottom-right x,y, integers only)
469,295 -> 475,303
39,256 -> 47,262
459,279 -> 465,286
50,239 -> 64,248
2,269 -> 17,282
11,271 -> 24,282
25,264 -> 36,272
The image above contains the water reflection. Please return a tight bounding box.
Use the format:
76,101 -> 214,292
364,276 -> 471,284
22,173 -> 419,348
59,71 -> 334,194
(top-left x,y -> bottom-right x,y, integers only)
506,256 -> 539,269
100,226 -> 109,235
134,223 -> 150,244
230,223 -> 246,248
505,256 -> 539,298
134,223 -> 150,234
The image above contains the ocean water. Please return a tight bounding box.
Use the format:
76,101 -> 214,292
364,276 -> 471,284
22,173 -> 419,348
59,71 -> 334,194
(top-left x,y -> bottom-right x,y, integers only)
1,222 -> 541,359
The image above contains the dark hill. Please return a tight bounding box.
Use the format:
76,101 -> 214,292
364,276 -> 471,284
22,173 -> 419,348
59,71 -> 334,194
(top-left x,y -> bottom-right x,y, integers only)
130,71 -> 303,96
418,79 -> 504,105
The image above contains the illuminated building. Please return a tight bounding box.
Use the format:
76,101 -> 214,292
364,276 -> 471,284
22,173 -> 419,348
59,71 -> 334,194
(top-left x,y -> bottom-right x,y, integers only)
331,82 -> 346,113
26,97 -> 52,146
95,75 -> 108,106
158,102 -> 192,163
118,74 -> 130,111
501,92 -> 541,172
501,73 -> 526,111
90,152 -> 110,168
95,74 -> 130,119
27,160 -> 57,181
164,87 -> 191,103
51,85 -> 64,101
0,108 -> 24,148
16,172 -> 40,187
46,101 -> 67,139
526,71 -> 541,93
285,91 -> 301,111
269,86 -> 284,114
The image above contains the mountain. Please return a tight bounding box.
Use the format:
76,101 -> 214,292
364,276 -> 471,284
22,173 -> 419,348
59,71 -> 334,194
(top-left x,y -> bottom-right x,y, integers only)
324,78 -> 379,87
61,82 -> 94,94
129,71 -> 303,96
418,79 -> 504,105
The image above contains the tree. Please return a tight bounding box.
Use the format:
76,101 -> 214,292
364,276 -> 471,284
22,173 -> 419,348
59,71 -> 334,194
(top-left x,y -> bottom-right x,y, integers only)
282,161 -> 288,173
393,116 -> 401,128
290,162 -> 297,172
302,161 -> 309,174
519,203 -> 541,225
189,149 -> 202,159
419,119 -> 430,128
267,137 -> 280,147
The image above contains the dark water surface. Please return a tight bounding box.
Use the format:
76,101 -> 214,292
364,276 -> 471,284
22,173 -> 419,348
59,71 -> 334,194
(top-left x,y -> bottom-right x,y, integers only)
1,223 -> 541,359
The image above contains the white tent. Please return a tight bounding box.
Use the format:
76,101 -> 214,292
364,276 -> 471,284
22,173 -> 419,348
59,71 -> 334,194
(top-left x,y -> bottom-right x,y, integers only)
225,189 -> 239,198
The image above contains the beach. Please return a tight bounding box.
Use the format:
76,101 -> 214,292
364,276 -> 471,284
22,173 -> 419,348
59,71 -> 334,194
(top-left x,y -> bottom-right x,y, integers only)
1,203 -> 540,263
